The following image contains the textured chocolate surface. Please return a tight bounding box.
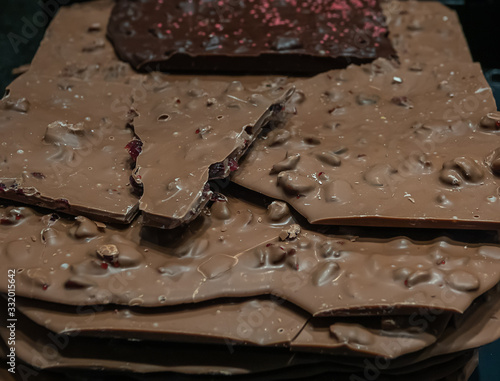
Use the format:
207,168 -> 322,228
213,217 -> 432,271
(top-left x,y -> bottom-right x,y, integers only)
381,0 -> 472,65
12,282 -> 500,361
2,200 -> 500,315
1,45 -> 292,229
107,0 -> 396,74
234,59 -> 499,229
0,314 -> 478,380
0,1 -> 497,379
291,314 -> 449,359
132,78 -> 292,228
0,74 -> 139,223
16,297 -> 308,346
28,0 -> 134,83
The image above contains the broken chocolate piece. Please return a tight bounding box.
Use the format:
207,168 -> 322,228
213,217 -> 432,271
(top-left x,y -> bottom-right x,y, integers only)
1,202 -> 500,316
107,0 -> 396,74
0,75 -> 139,223
234,60 -> 498,229
132,78 -> 292,228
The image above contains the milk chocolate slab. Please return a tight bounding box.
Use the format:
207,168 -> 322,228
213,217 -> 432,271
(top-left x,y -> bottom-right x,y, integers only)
16,296 -> 449,359
107,0 -> 396,74
0,75 -> 139,223
2,201 -> 500,316
16,297 -> 308,346
0,314 -> 477,381
291,282 -> 500,360
132,79 -> 292,228
382,0 -> 472,65
406,282 -> 500,362
233,59 -> 499,229
291,313 -> 450,359
28,0 -> 135,83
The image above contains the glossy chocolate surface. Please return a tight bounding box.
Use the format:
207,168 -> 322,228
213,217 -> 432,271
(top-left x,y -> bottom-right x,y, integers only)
107,0 -> 396,73
0,1 -> 498,380
2,200 -> 500,315
132,78 -> 292,228
0,74 -> 139,223
16,297 -> 308,346
234,59 -> 499,229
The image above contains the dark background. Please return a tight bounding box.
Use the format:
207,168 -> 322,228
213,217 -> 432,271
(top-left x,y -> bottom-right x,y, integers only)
0,0 -> 499,380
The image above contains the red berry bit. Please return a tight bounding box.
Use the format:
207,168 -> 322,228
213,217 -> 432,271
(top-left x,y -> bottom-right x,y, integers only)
101,262 -> 109,269
42,284 -> 49,291
228,158 -> 239,172
0,210 -> 24,225
125,138 -> 143,161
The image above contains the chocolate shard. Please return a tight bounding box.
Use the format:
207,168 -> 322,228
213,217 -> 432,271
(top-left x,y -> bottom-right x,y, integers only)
382,0 -> 473,65
233,60 -> 498,229
0,75 -> 139,223
16,297 -> 308,347
2,201 -> 500,316
0,311 -> 480,380
107,0 -> 396,74
291,313 -> 451,359
132,78 -> 293,228
28,0 -> 134,83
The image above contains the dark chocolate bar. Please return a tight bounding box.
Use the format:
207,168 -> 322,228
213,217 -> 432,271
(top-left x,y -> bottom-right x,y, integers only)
106,0 -> 397,74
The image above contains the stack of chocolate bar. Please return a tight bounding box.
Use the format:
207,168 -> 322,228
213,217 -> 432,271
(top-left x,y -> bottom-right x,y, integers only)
1,1 -> 499,380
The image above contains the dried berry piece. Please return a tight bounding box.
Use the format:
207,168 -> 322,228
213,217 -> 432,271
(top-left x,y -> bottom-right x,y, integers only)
125,138 -> 143,161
